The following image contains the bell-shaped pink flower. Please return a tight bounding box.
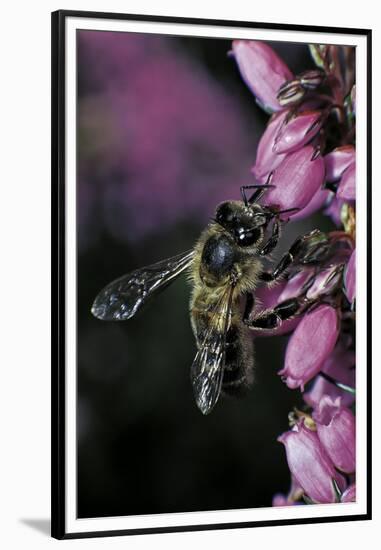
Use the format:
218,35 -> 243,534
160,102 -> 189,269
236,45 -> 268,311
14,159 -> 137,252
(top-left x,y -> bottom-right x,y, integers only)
252,110 -> 288,182
290,187 -> 331,221
273,110 -> 323,154
303,342 -> 355,408
263,145 -> 325,216
232,40 -> 293,112
337,162 -> 356,201
341,483 -> 356,503
279,305 -> 340,390
344,249 -> 356,305
278,269 -> 314,303
313,396 -> 356,474
324,145 -> 355,182
278,420 -> 346,503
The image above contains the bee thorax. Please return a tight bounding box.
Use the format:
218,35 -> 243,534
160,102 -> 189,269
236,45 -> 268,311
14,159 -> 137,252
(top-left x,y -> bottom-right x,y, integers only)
200,233 -> 237,286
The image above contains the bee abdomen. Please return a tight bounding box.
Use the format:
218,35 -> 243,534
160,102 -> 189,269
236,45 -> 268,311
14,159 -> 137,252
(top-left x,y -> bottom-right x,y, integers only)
222,323 -> 254,396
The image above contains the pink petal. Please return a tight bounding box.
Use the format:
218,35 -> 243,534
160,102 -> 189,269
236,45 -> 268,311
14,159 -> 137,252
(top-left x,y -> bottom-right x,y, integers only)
232,40 -> 293,112
278,421 -> 346,503
273,110 -> 322,154
279,305 -> 340,389
314,396 -> 356,474
252,111 -> 288,182
263,146 -> 325,216
324,146 -> 355,182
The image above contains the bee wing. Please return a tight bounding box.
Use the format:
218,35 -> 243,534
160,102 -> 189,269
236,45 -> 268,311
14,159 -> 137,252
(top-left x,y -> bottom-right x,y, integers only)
91,250 -> 194,321
190,284 -> 234,415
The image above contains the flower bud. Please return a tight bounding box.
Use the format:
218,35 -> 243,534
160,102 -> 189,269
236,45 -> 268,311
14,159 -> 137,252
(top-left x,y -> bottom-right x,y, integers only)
232,40 -> 293,112
273,110 -> 323,154
279,305 -> 340,390
277,79 -> 305,106
303,342 -> 355,408
263,145 -> 325,217
337,162 -> 356,201
278,420 -> 346,503
298,69 -> 326,90
324,145 -> 355,182
313,396 -> 356,474
341,483 -> 356,503
309,45 -> 328,70
252,111 -> 288,182
344,249 -> 356,305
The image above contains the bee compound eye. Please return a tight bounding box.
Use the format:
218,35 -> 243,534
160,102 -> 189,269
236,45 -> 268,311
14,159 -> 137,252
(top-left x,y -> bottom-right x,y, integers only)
216,202 -> 235,225
235,227 -> 261,247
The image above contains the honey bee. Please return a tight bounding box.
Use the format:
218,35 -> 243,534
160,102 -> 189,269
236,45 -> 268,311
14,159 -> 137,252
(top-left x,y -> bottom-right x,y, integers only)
92,184 -> 328,415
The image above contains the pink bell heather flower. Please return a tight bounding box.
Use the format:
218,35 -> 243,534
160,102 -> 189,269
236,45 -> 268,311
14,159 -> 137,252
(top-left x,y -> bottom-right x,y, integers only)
344,249 -> 356,305
263,145 -> 325,216
279,305 -> 340,390
278,420 -> 346,503
288,187 -> 330,221
232,40 -> 293,112
273,110 -> 323,154
337,162 -> 356,201
252,111 -> 288,182
324,145 -> 355,182
313,396 -> 356,474
341,483 -> 356,503
303,342 -> 355,408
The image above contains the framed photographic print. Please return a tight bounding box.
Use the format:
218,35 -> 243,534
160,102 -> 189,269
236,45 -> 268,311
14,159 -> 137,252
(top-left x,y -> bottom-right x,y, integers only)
51,9 -> 372,540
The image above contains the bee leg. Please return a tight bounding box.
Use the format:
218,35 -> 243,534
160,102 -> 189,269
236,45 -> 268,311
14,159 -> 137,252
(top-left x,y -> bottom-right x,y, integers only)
240,174 -> 275,205
243,292 -> 255,322
245,297 -> 302,330
260,229 -> 327,282
259,218 -> 281,256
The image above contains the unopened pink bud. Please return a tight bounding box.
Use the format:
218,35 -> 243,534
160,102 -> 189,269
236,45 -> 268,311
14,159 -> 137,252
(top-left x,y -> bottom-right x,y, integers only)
232,40 -> 293,112
279,305 -> 340,389
313,396 -> 356,474
263,145 -> 325,217
273,110 -> 322,154
278,420 -> 346,503
324,146 -> 355,182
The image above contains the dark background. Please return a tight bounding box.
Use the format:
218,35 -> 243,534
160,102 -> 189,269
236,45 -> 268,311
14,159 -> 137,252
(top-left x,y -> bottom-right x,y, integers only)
77,30 -> 330,518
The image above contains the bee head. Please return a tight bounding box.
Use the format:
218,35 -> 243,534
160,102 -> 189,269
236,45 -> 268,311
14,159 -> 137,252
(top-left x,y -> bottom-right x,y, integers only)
214,201 -> 269,247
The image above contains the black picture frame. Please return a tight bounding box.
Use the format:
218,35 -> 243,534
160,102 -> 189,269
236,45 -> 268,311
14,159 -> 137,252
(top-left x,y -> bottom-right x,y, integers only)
51,9 -> 372,540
